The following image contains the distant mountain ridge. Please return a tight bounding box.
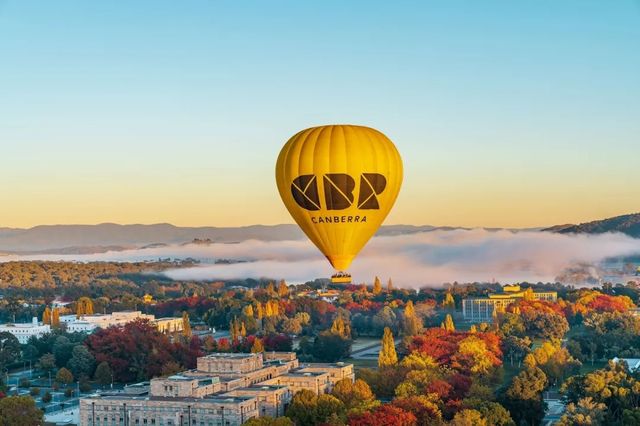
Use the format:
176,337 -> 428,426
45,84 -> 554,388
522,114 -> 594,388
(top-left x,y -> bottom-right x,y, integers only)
1,213 -> 637,254
543,213 -> 640,238
0,223 -> 451,253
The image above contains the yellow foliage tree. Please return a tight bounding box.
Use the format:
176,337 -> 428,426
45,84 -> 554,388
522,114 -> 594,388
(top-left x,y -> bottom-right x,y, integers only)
266,282 -> 276,297
242,305 -> 254,318
523,353 -> 537,368
378,327 -> 398,367
402,301 -> 421,336
278,280 -> 289,298
251,338 -> 264,353
441,314 -> 455,331
42,306 -> 51,325
51,308 -> 60,328
457,336 -> 493,375
330,316 -> 351,339
76,297 -> 94,318
443,292 -> 455,310
373,277 -> 382,295
256,303 -> 264,320
230,318 -> 239,341
400,352 -> 438,370
404,300 -> 415,318
182,312 -> 192,337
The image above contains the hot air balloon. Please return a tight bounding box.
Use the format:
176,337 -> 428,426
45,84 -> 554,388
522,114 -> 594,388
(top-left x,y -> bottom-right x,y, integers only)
276,125 -> 403,282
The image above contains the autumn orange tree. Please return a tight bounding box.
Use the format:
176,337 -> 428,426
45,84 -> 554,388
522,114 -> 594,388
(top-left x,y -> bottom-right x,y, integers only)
348,404 -> 417,426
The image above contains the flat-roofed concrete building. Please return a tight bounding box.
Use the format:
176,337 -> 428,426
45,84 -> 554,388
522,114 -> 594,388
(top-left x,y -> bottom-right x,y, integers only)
150,375 -> 221,398
260,370 -> 330,396
198,353 -> 264,375
462,285 -> 558,322
80,352 -> 351,426
297,362 -> 354,388
80,394 -> 258,426
224,385 -> 291,418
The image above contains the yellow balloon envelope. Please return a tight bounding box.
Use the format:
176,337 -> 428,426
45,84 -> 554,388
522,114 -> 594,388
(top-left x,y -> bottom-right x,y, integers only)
276,125 -> 403,271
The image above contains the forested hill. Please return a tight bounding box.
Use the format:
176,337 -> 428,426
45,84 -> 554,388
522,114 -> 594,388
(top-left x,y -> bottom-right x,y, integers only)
543,213 -> 640,238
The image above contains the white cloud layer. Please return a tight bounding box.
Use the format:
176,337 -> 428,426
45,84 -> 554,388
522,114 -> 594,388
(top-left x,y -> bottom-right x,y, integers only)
3,229 -> 640,287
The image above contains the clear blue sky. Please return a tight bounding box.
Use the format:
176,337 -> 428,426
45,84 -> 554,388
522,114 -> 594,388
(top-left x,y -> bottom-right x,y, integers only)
1,1 -> 639,228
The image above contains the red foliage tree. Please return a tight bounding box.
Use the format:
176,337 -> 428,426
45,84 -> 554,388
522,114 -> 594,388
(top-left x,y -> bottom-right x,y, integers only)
426,379 -> 452,399
263,333 -> 293,351
152,296 -> 217,318
447,373 -> 472,400
85,319 -> 176,382
216,337 -> 231,352
344,300 -> 383,314
174,336 -> 204,369
514,300 -> 566,316
408,328 -> 502,371
392,397 -> 441,425
348,404 -> 417,426
586,294 -> 633,313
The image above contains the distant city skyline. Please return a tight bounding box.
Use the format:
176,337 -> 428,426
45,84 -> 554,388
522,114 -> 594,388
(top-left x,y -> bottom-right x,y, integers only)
2,1 -> 638,228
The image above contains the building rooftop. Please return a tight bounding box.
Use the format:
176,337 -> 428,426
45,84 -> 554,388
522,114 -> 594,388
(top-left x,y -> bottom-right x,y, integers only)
300,362 -> 352,368
92,394 -> 255,404
238,385 -> 288,391
201,352 -> 259,359
0,323 -> 47,328
166,375 -> 198,381
286,371 -> 327,377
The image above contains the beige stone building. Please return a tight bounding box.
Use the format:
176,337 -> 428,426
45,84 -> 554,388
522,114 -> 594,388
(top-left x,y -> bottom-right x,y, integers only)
150,375 -> 221,398
296,362 -> 355,388
80,352 -> 353,426
81,394 -> 258,426
260,371 -> 330,396
224,385 -> 291,418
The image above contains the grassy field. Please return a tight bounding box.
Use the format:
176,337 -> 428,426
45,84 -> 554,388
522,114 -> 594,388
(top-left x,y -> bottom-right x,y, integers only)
579,360 -> 607,374
502,363 -> 522,385
346,358 -> 378,370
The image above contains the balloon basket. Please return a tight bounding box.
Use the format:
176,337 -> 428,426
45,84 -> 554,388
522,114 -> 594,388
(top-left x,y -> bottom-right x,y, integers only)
331,272 -> 352,284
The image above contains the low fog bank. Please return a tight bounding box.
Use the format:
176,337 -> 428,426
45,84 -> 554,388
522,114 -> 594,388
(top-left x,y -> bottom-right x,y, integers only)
164,229 -> 640,286
5,229 -> 639,287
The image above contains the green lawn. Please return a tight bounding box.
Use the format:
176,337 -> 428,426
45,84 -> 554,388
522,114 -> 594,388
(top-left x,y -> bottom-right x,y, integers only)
579,360 -> 607,374
346,358 -> 378,370
502,363 -> 523,385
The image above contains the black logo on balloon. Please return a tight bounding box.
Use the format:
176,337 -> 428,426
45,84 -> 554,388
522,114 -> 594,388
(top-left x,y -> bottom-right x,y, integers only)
291,173 -> 387,211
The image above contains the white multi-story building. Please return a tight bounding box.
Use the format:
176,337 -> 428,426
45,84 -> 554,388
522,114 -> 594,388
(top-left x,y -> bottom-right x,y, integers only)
0,317 -> 51,344
61,311 -> 183,334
